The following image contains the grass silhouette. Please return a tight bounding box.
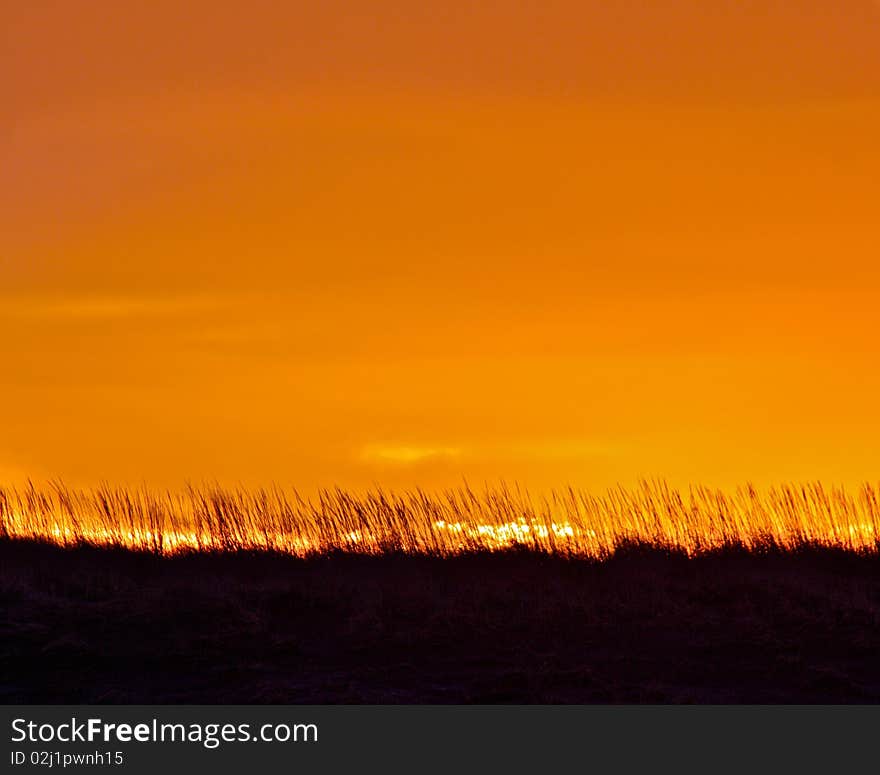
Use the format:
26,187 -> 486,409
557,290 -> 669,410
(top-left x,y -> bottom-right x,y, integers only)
2,480 -> 878,558
5,480 -> 880,702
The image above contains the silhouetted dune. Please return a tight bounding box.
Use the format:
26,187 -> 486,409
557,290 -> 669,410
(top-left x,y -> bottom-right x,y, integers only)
3,539 -> 879,703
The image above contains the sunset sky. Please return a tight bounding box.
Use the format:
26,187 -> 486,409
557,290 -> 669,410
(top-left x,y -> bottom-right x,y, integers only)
3,1 -> 880,492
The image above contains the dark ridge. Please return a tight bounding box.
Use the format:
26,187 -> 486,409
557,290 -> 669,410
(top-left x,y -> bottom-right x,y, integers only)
3,538 -> 880,703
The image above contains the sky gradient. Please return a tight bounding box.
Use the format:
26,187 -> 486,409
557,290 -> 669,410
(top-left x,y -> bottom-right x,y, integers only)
3,2 -> 880,491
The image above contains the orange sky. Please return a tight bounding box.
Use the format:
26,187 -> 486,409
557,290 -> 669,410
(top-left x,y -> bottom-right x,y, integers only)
2,2 -> 880,492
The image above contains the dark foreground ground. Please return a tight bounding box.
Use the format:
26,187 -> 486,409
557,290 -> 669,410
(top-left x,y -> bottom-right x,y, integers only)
2,539 -> 879,703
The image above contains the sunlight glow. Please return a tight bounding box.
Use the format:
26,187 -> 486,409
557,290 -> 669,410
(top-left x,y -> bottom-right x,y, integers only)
2,482 -> 878,559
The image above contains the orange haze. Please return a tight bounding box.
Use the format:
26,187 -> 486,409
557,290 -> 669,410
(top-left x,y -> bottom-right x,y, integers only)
2,1 -> 880,492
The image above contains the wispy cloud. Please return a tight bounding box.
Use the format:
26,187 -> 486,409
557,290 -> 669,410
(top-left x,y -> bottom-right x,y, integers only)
360,444 -> 462,465
359,439 -> 619,467
0,295 -> 228,322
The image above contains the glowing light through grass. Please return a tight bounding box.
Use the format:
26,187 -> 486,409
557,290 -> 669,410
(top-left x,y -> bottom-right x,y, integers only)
1,481 -> 878,558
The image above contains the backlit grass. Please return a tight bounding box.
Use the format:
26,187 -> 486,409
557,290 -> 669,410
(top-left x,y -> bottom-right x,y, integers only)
2,481 -> 879,558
